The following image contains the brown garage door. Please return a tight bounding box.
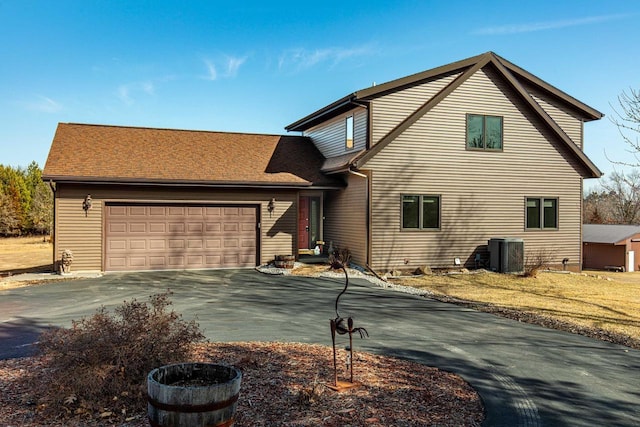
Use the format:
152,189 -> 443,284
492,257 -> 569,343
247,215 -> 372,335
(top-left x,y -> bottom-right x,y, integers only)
105,204 -> 258,271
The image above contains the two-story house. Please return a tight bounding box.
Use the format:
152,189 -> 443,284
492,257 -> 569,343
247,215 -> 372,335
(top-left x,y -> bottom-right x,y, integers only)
43,52 -> 602,273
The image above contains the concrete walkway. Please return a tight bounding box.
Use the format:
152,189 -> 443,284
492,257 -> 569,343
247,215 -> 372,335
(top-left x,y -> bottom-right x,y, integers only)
1,269 -> 639,426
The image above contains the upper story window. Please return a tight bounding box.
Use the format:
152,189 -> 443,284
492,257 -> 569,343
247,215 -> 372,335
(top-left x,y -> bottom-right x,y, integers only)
526,197 -> 558,229
402,195 -> 440,230
345,115 -> 354,150
466,114 -> 503,150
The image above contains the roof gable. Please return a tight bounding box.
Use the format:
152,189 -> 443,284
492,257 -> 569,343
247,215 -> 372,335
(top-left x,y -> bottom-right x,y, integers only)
43,123 -> 342,188
287,52 -> 603,178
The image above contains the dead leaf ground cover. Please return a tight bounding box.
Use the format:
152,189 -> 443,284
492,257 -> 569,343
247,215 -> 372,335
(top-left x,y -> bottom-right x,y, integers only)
0,342 -> 484,426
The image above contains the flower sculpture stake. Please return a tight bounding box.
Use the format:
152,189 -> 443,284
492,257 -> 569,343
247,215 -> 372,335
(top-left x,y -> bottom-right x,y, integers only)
328,258 -> 368,391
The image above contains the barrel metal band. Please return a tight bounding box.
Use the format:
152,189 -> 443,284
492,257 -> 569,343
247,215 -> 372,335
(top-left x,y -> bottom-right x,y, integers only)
148,415 -> 235,427
147,391 -> 239,413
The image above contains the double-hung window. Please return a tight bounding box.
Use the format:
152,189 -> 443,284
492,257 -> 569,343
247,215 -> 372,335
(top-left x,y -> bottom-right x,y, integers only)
466,114 -> 503,150
526,197 -> 558,229
402,195 -> 440,230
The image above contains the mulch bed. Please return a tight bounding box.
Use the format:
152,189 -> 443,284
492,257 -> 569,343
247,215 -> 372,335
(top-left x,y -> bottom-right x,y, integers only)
0,342 -> 484,426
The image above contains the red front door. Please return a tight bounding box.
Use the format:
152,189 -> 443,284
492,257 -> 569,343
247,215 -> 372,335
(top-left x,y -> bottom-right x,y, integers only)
298,196 -> 309,250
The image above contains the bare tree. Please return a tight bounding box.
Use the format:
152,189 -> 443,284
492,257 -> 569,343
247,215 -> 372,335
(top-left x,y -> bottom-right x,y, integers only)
588,170 -> 640,224
610,88 -> 640,166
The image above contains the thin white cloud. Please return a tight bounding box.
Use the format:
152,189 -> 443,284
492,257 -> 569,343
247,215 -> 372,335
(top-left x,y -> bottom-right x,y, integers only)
24,96 -> 63,113
204,59 -> 217,81
202,55 -> 247,80
225,56 -> 247,77
474,13 -> 629,35
117,81 -> 155,105
278,44 -> 373,72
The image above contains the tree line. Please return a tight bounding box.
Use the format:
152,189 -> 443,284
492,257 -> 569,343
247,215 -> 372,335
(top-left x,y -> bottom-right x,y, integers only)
0,161 -> 53,236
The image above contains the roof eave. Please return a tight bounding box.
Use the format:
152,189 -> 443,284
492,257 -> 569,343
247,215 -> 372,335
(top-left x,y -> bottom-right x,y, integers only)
492,53 -> 604,121
40,175 -> 341,189
285,95 -> 356,132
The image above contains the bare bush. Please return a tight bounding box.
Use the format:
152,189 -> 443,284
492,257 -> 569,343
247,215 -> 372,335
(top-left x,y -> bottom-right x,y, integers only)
524,248 -> 556,278
34,291 -> 204,420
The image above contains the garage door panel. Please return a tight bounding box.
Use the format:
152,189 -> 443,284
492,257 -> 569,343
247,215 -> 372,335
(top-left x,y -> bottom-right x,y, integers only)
169,223 -> 185,233
149,257 -> 166,267
130,240 -> 146,250
109,223 -> 127,233
149,240 -> 166,250
109,206 -> 127,216
188,239 -> 203,249
187,222 -> 203,233
109,240 -> 126,250
187,255 -> 204,266
129,257 -> 147,267
168,256 -> 185,267
149,207 -> 165,215
149,223 -> 166,233
169,240 -> 185,249
224,239 -> 239,248
205,223 -> 221,232
168,207 -> 185,216
129,206 -> 146,216
224,223 -> 239,232
129,223 -> 147,233
105,204 -> 257,271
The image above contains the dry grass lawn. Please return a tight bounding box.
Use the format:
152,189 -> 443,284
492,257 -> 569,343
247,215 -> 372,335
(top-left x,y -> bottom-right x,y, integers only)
397,271 -> 640,347
0,236 -> 52,275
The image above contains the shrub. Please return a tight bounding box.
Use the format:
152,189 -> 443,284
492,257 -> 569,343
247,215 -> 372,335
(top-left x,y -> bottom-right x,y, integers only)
35,291 -> 205,420
524,248 -> 556,278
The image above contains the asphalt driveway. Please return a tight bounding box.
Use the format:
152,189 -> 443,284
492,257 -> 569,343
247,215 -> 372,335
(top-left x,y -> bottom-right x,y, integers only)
1,269 -> 639,426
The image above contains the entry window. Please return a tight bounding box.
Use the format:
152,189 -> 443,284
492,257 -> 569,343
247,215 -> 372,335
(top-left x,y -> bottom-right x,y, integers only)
526,197 -> 558,229
345,115 -> 354,149
467,114 -> 503,150
402,195 -> 440,230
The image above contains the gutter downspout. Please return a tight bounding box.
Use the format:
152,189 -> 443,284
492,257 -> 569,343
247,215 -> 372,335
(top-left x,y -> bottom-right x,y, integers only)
48,180 -> 56,273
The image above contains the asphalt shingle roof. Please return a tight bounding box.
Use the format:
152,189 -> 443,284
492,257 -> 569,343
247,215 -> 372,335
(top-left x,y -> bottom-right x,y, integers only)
43,123 -> 343,188
583,224 -> 640,244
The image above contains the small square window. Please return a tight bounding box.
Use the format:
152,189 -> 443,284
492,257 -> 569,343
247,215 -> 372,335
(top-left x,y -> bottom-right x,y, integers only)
402,195 -> 440,230
526,197 -> 558,229
467,114 -> 503,150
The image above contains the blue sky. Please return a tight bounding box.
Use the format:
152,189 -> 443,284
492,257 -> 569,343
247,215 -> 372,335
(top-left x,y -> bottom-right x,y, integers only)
1,0 -> 638,191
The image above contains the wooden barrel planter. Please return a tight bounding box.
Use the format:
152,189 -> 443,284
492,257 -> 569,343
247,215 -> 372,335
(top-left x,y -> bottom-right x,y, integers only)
274,254 -> 295,269
147,363 -> 242,427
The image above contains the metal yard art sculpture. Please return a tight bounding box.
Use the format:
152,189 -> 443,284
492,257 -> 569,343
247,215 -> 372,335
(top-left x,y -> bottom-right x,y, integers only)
328,258 -> 368,391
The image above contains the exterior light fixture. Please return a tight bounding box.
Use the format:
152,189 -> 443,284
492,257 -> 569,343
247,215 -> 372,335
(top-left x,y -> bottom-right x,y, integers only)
267,198 -> 276,216
82,194 -> 92,216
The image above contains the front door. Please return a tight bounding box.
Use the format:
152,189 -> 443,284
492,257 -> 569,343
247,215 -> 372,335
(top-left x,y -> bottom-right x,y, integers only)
298,196 -> 321,252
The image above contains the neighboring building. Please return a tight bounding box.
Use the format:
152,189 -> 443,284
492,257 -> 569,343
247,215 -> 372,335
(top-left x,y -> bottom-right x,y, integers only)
583,224 -> 640,272
43,52 -> 602,273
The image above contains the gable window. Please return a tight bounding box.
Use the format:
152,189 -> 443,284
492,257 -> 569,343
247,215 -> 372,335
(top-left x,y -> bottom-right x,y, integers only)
526,197 -> 558,229
466,114 -> 503,150
345,115 -> 354,149
402,195 -> 440,230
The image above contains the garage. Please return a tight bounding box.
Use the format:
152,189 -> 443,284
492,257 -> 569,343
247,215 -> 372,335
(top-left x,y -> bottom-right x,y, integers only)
105,204 -> 258,271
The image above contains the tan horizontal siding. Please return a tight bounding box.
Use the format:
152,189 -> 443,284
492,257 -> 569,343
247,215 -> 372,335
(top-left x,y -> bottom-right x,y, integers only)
365,67 -> 584,271
305,108 -> 367,158
55,184 -> 298,271
323,173 -> 367,265
371,72 -> 461,145
526,84 -> 584,149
